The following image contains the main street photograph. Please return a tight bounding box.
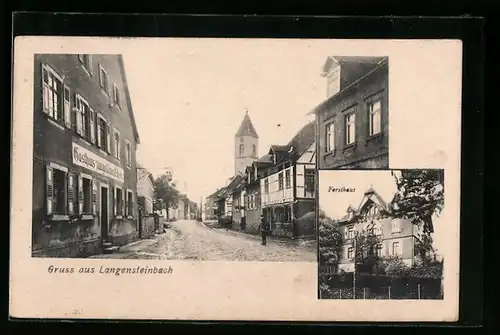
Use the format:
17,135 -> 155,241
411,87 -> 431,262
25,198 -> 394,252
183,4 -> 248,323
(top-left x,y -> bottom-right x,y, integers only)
29,40 -> 386,262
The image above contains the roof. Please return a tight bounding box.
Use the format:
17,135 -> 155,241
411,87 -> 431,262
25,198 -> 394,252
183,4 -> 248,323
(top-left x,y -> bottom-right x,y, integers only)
118,55 -> 140,144
310,56 -> 388,115
286,121 -> 316,158
136,163 -> 154,184
235,111 -> 259,138
338,187 -> 390,223
267,121 -> 316,164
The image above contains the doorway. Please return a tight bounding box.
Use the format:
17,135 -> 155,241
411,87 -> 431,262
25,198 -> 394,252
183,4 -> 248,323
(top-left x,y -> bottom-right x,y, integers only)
100,186 -> 109,241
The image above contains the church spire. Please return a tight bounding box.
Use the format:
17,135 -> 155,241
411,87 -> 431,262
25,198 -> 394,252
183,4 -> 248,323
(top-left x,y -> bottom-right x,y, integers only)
235,110 -> 259,138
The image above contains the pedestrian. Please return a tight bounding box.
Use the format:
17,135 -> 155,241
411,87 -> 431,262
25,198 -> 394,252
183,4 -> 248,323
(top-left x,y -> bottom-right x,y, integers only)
260,214 -> 270,246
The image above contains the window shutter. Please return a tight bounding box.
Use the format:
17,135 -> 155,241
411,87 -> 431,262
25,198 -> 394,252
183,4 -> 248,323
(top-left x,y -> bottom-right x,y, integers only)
46,166 -> 54,215
67,174 -> 75,214
78,54 -> 84,62
122,190 -> 125,217
78,175 -> 83,214
74,97 -> 83,136
97,118 -> 102,148
89,109 -> 96,143
113,188 -> 117,216
41,64 -> 49,115
88,55 -> 93,75
106,123 -> 111,153
92,179 -> 97,215
63,85 -> 71,129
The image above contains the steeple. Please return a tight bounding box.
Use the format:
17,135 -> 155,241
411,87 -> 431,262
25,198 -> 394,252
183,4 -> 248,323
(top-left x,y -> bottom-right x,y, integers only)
235,109 -> 259,138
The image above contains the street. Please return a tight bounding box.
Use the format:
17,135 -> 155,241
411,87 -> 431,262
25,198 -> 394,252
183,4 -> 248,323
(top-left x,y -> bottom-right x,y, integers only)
90,220 -> 316,262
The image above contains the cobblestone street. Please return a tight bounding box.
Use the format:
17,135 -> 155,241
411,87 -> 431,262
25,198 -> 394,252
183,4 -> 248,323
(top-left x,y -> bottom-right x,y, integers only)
90,220 -> 316,261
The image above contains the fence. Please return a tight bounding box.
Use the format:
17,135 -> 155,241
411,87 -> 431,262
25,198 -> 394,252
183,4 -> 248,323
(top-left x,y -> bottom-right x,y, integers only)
318,269 -> 443,300
319,284 -> 442,300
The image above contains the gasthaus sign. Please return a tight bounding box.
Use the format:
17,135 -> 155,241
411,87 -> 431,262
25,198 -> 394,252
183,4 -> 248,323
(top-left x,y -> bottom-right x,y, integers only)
72,142 -> 125,183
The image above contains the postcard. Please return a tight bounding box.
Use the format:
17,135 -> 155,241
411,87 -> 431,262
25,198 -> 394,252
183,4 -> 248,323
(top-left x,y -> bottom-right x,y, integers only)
10,36 -> 461,321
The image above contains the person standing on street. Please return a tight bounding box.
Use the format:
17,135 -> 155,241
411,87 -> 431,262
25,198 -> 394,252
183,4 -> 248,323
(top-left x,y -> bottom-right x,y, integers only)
260,214 -> 270,246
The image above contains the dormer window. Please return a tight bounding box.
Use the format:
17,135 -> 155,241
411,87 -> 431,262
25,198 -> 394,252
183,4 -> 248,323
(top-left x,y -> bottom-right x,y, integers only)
327,66 -> 341,97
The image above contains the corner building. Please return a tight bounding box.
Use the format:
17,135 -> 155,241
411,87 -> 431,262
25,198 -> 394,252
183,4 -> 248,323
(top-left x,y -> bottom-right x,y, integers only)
32,54 -> 141,257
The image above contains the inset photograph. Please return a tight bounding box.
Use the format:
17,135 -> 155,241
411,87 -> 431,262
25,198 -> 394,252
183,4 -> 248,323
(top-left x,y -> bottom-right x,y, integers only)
314,56 -> 389,169
317,169 -> 445,299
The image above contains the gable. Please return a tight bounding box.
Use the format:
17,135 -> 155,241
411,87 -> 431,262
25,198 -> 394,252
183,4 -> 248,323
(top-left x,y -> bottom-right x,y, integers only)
297,142 -> 316,164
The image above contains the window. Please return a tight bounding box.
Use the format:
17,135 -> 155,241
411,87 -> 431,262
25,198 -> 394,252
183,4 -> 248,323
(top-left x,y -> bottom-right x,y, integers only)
285,169 -> 291,189
239,144 -> 244,156
347,247 -> 354,259
113,83 -> 121,108
252,144 -> 256,157
41,65 -> 64,123
375,244 -> 383,257
49,167 -> 67,214
78,175 -> 93,214
114,187 -> 124,216
392,242 -> 400,255
305,169 -> 315,191
278,172 -> 284,190
327,67 -> 340,97
126,141 -> 132,167
326,122 -> 335,151
74,95 -> 96,143
127,189 -> 134,216
264,179 -> 269,194
99,65 -> 109,94
78,54 -> 93,74
347,228 -> 354,239
114,130 -> 121,160
345,112 -> 356,145
391,220 -> 401,234
368,100 -> 382,136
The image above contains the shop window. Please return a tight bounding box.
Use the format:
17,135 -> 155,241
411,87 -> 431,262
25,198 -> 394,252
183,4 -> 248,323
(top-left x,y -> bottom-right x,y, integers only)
114,187 -> 124,217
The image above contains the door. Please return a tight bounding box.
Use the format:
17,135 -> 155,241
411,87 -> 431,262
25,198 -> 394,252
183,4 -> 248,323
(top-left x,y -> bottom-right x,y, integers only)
101,186 -> 109,241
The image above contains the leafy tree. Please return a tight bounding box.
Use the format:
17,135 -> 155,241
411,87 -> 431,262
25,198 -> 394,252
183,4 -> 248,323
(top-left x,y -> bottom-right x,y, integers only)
389,169 -> 444,236
351,229 -> 383,274
318,209 -> 343,268
153,173 -> 180,220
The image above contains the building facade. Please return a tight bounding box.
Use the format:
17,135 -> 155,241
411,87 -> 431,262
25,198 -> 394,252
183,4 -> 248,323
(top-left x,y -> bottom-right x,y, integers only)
336,187 -> 423,272
32,54 -> 140,257
234,111 -> 259,175
260,121 -> 316,238
315,56 -> 389,169
137,164 -> 154,215
243,156 -> 273,234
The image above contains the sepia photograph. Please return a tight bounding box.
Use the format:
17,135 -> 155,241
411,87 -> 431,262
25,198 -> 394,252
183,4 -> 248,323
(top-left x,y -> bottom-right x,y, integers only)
315,56 -> 389,170
31,45 -> 334,261
317,169 -> 445,300
11,35 -> 462,321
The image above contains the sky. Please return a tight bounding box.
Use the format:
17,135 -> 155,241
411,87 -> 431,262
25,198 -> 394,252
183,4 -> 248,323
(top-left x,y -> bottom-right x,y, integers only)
318,170 -> 445,254
122,39 -> 335,202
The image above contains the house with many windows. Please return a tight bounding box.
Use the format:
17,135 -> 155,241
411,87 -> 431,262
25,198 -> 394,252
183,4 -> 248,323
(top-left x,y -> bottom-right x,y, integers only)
136,163 -> 154,215
242,154 -> 273,234
32,54 -> 140,257
314,56 -> 389,169
336,187 -> 424,272
260,121 -> 316,238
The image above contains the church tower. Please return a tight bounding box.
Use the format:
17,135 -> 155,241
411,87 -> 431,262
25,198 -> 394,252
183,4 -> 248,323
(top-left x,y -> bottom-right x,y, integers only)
235,110 -> 259,175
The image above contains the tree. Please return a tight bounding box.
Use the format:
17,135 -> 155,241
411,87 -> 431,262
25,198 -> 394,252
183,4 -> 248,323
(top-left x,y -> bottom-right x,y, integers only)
318,209 -> 343,268
389,169 -> 444,236
351,229 -> 382,274
153,173 -> 180,220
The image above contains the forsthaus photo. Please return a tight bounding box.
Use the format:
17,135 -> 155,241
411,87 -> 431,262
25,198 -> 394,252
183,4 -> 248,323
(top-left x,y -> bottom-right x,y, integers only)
318,169 -> 445,299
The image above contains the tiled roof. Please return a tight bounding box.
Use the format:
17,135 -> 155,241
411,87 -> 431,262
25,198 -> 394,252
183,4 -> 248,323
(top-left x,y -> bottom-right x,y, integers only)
286,121 -> 316,158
